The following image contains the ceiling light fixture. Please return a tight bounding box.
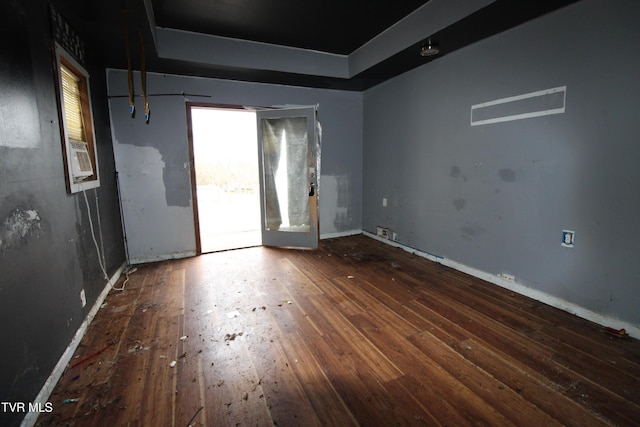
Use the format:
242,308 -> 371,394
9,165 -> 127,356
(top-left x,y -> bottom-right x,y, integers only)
420,38 -> 440,57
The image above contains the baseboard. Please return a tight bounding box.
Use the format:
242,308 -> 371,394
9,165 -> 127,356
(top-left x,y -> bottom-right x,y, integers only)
21,261 -> 128,427
129,250 -> 197,265
362,231 -> 640,339
320,229 -> 362,240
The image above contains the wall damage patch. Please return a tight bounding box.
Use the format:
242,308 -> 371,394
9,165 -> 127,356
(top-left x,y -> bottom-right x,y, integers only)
0,208 -> 42,251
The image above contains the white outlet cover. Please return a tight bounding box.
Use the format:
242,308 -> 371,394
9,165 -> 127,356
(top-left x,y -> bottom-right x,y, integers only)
561,230 -> 575,248
80,289 -> 87,307
499,273 -> 515,282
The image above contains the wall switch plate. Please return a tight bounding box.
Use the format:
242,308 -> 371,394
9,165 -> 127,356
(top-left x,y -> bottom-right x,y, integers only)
80,289 -> 87,308
562,230 -> 575,248
382,197 -> 387,207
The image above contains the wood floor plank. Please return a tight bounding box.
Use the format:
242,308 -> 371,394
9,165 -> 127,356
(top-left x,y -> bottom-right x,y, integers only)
408,330 -> 563,426
37,235 -> 640,426
307,293 -> 403,383
236,254 -> 358,426
456,337 -> 613,427
411,293 -> 640,426
283,255 -> 365,317
292,252 -> 422,336
140,268 -> 185,427
348,313 -> 513,427
280,329 -> 358,426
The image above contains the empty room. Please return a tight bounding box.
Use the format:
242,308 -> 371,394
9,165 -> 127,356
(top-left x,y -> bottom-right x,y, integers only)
2,0 -> 639,426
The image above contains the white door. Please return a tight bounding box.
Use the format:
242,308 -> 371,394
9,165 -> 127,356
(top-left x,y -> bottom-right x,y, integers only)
256,107 -> 319,249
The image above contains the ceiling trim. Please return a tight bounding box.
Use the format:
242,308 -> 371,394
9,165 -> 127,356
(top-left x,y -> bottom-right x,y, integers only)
142,0 -> 158,48
153,0 -> 496,81
156,28 -> 349,78
349,0 -> 495,76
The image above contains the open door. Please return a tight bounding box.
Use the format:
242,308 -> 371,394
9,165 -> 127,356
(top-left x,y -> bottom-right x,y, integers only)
257,107 -> 319,249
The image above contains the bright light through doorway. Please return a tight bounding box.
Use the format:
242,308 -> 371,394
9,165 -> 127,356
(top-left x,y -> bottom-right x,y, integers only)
191,107 -> 261,253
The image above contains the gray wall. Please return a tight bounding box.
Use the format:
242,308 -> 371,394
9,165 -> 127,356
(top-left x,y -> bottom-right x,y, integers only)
363,0 -> 640,327
0,1 -> 125,425
108,71 -> 363,261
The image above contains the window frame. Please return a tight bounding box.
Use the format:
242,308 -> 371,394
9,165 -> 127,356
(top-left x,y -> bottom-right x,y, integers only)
54,42 -> 100,194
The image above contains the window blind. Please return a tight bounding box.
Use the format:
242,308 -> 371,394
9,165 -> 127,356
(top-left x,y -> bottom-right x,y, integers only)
60,64 -> 85,142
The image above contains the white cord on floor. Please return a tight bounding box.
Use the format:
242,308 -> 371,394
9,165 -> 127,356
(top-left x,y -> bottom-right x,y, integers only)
113,265 -> 137,291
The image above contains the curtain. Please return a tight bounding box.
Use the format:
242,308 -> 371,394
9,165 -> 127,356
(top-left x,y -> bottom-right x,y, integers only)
261,116 -> 309,231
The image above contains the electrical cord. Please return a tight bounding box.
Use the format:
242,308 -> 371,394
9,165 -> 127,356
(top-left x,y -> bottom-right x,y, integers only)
93,187 -> 107,272
83,189 -> 109,281
83,189 -> 137,291
112,265 -> 137,291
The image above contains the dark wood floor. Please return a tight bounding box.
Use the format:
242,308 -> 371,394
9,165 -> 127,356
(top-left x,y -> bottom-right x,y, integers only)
37,235 -> 640,426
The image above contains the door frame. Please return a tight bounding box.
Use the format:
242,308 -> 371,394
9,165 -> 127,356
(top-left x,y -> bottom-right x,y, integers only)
185,102 -> 253,254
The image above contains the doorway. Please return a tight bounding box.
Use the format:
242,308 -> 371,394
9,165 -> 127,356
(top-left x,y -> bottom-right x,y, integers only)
189,106 -> 261,253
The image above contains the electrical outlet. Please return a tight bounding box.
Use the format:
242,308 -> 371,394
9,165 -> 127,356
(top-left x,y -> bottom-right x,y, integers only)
376,226 -> 389,239
382,198 -> 388,207
498,273 -> 515,283
80,289 -> 87,308
562,230 -> 575,248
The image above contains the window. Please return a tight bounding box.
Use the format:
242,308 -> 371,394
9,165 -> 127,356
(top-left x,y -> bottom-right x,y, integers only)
55,44 -> 100,193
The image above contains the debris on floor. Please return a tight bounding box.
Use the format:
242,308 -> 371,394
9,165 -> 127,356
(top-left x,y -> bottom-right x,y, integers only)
604,327 -> 628,338
224,332 -> 243,342
138,302 -> 159,313
128,341 -> 149,353
187,406 -> 204,427
69,343 -> 113,369
251,378 -> 263,392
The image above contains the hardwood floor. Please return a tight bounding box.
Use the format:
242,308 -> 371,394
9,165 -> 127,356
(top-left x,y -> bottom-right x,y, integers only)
37,235 -> 640,426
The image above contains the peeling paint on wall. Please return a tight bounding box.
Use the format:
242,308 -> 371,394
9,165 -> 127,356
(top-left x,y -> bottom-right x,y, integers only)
331,175 -> 353,230
319,175 -> 355,233
0,208 -> 43,251
112,143 -> 196,261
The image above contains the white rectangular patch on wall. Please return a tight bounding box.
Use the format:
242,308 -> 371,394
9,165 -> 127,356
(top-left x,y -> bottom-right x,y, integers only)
470,86 -> 566,126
